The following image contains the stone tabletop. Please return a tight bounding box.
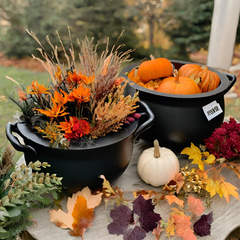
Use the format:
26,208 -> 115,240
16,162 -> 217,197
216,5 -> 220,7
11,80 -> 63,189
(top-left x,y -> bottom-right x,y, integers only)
27,140 -> 240,240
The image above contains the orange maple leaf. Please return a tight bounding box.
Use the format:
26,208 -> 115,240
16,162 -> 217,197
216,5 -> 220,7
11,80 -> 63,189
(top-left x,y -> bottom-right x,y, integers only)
49,187 -> 102,236
173,214 -> 196,240
71,196 -> 95,236
166,195 -> 184,208
187,195 -> 204,216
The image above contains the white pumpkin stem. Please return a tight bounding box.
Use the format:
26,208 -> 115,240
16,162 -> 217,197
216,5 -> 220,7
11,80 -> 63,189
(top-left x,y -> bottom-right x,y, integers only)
153,139 -> 160,158
173,69 -> 180,83
150,54 -> 155,60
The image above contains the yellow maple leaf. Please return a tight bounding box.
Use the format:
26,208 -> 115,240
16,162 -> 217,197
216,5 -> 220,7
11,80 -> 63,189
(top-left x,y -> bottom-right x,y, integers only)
205,178 -> 220,197
99,175 -> 115,196
166,215 -> 175,237
181,143 -> 204,170
220,181 -> 239,203
203,154 -> 216,164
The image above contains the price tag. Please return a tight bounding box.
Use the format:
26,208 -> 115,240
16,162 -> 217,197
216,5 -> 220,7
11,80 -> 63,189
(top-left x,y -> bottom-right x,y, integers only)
202,100 -> 223,121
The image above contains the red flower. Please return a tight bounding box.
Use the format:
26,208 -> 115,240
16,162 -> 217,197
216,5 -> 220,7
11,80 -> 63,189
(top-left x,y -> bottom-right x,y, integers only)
58,117 -> 91,141
204,118 -> 240,160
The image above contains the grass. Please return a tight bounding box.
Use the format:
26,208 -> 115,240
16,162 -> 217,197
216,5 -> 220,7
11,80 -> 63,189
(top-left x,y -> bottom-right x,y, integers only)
0,66 -> 49,160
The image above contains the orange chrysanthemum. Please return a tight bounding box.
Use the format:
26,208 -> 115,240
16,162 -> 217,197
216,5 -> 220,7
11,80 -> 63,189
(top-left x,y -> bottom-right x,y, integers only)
17,88 -> 27,101
58,116 -> 91,140
35,100 -> 68,120
27,80 -> 49,95
68,84 -> 91,103
66,70 -> 94,85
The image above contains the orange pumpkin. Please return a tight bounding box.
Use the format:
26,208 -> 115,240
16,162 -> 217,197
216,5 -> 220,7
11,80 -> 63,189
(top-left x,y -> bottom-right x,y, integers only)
138,57 -> 173,83
156,70 -> 201,95
127,68 -> 145,86
178,64 -> 220,93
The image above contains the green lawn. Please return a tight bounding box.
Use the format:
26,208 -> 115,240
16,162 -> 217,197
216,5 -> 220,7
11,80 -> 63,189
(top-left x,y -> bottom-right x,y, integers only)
0,66 -> 49,160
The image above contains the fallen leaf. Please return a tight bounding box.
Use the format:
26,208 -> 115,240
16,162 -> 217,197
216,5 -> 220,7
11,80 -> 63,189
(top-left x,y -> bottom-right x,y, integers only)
166,216 -> 175,237
173,214 -> 196,240
99,175 -> 115,196
181,143 -> 204,171
220,181 -> 239,203
152,220 -> 164,240
187,196 -> 204,216
193,211 -> 213,237
107,195 -> 161,240
166,195 -> 184,208
174,173 -> 184,193
71,196 -> 95,236
203,154 -> 216,164
49,186 -> 102,235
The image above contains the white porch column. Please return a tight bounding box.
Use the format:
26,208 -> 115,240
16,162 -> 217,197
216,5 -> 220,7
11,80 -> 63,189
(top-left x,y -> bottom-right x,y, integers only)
207,0 -> 240,71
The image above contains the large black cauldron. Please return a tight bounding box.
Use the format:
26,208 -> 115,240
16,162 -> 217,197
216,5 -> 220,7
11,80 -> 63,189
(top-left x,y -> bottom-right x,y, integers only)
122,60 -> 236,151
6,101 -> 154,193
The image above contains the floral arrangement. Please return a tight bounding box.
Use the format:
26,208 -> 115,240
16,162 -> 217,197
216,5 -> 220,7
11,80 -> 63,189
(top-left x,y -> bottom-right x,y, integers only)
0,145 -> 62,240
204,117 -> 240,160
5,30 -> 139,148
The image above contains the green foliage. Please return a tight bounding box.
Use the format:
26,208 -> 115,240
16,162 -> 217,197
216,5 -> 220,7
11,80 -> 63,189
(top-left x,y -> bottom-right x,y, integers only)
162,0 -> 214,59
0,147 -> 62,239
0,0 -> 141,60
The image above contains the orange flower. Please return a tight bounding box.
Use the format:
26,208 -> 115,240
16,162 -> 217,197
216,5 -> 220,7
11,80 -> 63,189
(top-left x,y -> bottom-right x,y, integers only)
66,70 -> 94,85
27,80 -> 49,95
35,100 -> 68,119
52,90 -> 69,106
68,84 -> 91,103
17,88 -> 27,101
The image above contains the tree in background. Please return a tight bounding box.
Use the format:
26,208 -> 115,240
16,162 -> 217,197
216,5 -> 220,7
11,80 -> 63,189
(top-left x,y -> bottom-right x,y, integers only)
161,0 -> 214,60
0,0 -> 142,60
0,0 -> 69,58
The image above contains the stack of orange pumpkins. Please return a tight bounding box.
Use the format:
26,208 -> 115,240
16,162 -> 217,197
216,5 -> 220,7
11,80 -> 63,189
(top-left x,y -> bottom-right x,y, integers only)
127,57 -> 220,95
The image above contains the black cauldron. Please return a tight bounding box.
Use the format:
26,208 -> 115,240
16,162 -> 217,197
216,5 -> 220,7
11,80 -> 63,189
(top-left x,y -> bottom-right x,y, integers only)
122,60 -> 236,151
6,101 -> 154,193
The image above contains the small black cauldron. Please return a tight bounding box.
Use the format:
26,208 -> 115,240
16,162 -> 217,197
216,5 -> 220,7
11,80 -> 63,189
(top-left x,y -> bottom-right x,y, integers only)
122,60 -> 236,151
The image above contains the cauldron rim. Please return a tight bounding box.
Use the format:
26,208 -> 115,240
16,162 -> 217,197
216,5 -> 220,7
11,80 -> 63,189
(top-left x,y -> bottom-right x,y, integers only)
121,60 -> 229,99
15,120 -> 139,150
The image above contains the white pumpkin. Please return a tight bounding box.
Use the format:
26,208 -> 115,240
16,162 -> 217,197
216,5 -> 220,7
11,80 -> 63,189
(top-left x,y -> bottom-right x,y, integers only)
137,140 -> 180,187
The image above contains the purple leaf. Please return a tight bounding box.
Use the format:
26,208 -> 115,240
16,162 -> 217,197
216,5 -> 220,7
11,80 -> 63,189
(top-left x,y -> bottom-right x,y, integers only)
123,226 -> 146,240
132,195 -> 154,216
193,211 -> 213,237
108,204 -> 134,235
133,195 -> 162,232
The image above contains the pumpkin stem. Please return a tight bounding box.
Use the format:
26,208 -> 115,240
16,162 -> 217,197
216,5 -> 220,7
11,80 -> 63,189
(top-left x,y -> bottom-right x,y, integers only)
150,54 -> 155,60
153,139 -> 160,158
173,69 -> 179,83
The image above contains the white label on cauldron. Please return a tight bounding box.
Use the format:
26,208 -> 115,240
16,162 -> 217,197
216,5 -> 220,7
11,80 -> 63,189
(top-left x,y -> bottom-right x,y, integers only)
202,100 -> 223,121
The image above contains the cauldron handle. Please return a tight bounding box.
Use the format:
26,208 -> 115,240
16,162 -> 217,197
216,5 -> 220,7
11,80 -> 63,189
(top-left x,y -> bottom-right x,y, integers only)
6,122 -> 38,161
224,72 -> 237,95
133,101 -> 154,142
